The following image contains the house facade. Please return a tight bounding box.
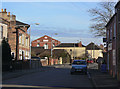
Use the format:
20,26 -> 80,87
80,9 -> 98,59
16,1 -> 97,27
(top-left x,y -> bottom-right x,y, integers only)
0,18 -> 9,44
86,42 -> 103,60
105,1 -> 120,80
31,35 -> 61,49
53,42 -> 86,61
0,9 -> 30,60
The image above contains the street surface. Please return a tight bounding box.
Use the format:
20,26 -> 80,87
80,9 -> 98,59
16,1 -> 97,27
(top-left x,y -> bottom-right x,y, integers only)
2,64 -> 96,89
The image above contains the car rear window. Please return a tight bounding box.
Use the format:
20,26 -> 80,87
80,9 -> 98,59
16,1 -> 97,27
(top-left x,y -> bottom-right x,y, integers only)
72,61 -> 86,65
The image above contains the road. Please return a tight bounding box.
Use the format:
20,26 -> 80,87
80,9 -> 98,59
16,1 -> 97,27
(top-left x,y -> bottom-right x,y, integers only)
2,64 -> 95,89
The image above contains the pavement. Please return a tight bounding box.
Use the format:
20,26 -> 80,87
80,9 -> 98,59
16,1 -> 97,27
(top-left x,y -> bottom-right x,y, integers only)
2,63 -> 120,89
2,66 -> 55,81
88,63 -> 120,89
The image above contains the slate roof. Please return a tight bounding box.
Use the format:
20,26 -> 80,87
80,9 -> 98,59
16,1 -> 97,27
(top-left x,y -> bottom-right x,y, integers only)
86,42 -> 102,50
56,43 -> 86,47
16,20 -> 30,27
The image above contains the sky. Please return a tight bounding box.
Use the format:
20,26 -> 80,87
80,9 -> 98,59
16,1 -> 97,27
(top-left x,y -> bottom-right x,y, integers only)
1,2 -> 109,46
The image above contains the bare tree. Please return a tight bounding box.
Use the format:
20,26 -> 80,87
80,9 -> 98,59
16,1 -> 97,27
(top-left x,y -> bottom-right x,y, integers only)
88,2 -> 116,37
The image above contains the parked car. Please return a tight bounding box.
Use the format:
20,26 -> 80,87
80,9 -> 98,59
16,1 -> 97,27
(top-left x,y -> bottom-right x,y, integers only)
31,57 -> 41,60
87,59 -> 93,63
70,60 -> 87,74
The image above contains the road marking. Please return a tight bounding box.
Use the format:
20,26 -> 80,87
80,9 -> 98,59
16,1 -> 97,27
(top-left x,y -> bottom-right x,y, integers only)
87,72 -> 91,79
1,84 -> 74,89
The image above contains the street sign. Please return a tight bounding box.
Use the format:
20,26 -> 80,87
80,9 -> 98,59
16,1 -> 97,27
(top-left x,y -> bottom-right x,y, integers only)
108,43 -> 112,51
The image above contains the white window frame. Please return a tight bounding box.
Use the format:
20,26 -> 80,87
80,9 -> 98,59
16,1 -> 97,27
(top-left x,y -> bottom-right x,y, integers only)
19,35 -> 22,44
44,43 -> 48,49
44,37 -> 48,39
37,43 -> 40,47
22,34 -> 24,45
43,40 -> 48,42
0,26 -> 3,39
26,38 -> 28,47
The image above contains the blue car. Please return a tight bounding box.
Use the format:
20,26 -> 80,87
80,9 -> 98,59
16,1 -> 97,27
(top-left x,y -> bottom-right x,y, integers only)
70,60 -> 87,74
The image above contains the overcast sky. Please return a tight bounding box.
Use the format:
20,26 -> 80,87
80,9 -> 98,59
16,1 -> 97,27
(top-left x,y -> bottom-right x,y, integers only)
1,2 -> 113,46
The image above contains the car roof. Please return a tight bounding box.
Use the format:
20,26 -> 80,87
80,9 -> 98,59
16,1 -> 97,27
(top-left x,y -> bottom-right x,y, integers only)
73,60 -> 86,62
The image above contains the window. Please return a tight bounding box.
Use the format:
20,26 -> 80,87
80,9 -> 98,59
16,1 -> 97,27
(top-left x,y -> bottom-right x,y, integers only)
107,30 -> 109,42
44,43 -> 48,49
110,27 -> 112,42
53,43 -> 55,47
0,26 -> 3,39
44,37 -> 48,39
11,52 -> 15,59
22,34 -> 24,45
26,38 -> 28,47
43,40 -> 48,42
26,51 -> 27,56
19,49 -> 22,55
37,43 -> 40,47
19,35 -> 22,44
113,21 -> 116,38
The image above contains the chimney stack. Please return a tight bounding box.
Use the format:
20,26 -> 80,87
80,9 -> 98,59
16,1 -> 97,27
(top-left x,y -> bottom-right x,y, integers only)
8,12 -> 10,15
78,41 -> 82,47
1,9 -> 3,12
4,9 -> 6,12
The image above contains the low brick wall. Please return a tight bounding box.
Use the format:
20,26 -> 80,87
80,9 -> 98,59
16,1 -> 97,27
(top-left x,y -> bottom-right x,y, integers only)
12,60 -> 42,70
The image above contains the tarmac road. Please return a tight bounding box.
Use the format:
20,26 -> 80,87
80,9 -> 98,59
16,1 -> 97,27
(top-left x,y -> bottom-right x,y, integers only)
2,64 -> 94,89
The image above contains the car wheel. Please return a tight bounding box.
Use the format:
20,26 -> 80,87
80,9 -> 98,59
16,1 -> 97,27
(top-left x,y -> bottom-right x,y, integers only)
70,72 -> 74,75
85,72 -> 87,75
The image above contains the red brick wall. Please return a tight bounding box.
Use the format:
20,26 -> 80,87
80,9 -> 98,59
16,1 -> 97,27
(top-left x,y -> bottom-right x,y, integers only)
32,35 -> 61,49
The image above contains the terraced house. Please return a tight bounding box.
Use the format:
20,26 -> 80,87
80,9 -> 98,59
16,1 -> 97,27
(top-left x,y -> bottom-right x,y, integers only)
105,1 -> 120,80
0,9 -> 30,60
0,17 -> 10,44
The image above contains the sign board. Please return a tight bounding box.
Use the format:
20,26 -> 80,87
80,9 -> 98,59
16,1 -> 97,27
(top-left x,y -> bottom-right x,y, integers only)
108,43 -> 112,51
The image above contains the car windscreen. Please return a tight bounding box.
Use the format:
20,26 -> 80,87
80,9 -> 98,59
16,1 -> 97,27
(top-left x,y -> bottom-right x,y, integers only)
72,61 -> 86,65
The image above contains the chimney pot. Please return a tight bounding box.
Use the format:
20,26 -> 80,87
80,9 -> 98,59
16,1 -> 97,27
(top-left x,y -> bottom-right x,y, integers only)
1,9 -> 3,12
4,9 -> 6,12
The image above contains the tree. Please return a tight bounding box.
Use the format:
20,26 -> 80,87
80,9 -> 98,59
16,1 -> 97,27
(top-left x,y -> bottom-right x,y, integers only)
2,38 -> 12,71
88,2 -> 116,37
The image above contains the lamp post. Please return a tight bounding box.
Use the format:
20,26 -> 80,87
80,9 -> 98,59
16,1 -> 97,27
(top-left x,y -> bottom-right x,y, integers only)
51,33 -> 58,58
29,23 -> 40,59
29,23 -> 40,68
73,42 -> 75,60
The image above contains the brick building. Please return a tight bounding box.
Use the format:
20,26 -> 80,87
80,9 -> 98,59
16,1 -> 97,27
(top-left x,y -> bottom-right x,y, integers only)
31,35 -> 61,49
105,1 -> 120,80
0,9 -> 30,60
0,17 -> 10,43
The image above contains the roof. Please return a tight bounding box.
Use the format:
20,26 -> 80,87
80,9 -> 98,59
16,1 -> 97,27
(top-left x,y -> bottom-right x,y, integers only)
86,42 -> 102,50
55,43 -> 85,47
115,1 -> 120,8
105,13 -> 116,28
16,20 -> 30,27
73,60 -> 86,62
32,35 -> 60,43
0,17 -> 9,25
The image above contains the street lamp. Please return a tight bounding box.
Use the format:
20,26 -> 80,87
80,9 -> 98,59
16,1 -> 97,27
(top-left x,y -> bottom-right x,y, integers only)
29,23 -> 40,68
51,33 -> 58,58
29,23 -> 40,59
